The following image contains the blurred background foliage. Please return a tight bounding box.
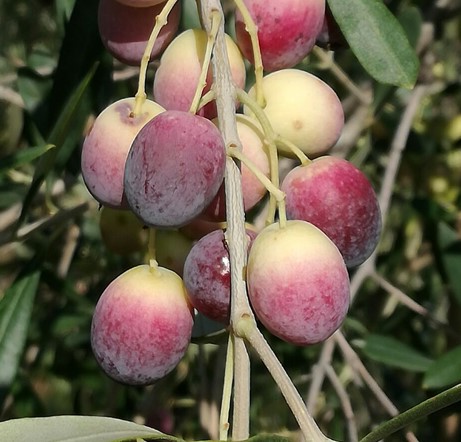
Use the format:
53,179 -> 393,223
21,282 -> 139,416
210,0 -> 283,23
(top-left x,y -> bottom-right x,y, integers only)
0,0 -> 461,441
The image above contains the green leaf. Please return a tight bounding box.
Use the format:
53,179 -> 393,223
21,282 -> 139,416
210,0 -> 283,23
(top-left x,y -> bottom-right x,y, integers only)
17,67 -> 53,112
0,144 -> 55,176
438,222 -> 461,305
424,346 -> 461,389
47,62 -> 98,153
45,0 -> 106,130
0,415 -> 182,442
16,63 -> 97,229
247,435 -> 292,442
191,312 -> 226,344
362,334 -> 433,372
398,6 -> 423,49
328,0 -> 420,88
0,271 -> 40,388
181,0 -> 201,30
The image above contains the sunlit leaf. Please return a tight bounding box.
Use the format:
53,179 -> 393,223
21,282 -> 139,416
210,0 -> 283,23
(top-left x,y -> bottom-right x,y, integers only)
0,415 -> 182,442
328,0 -> 420,87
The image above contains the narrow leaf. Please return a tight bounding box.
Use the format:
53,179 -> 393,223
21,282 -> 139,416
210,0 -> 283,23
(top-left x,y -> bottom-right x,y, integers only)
247,435 -> 292,442
424,346 -> 461,389
362,334 -> 432,372
47,62 -> 98,148
0,415 -> 182,442
17,63 -> 97,229
0,144 -> 55,176
328,0 -> 420,88
0,271 -> 40,388
438,222 -> 461,305
398,6 -> 423,49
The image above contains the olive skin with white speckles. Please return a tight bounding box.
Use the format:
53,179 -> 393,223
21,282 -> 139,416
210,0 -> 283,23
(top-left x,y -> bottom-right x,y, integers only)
81,98 -> 164,209
247,220 -> 350,346
124,110 -> 226,228
91,264 -> 193,385
235,0 -> 325,72
183,229 -> 256,324
282,156 -> 382,267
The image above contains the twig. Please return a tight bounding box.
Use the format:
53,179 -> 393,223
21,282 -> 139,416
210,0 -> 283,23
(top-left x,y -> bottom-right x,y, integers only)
305,260 -> 372,417
334,332 -> 398,416
236,318 -> 336,442
377,85 -> 428,228
312,47 -> 372,106
219,336 -> 234,441
371,271 -> 461,342
332,101 -> 373,158
334,332 -> 419,442
57,224 -> 80,278
0,178 -> 66,235
0,202 -> 89,246
324,365 -> 358,442
306,338 -> 336,413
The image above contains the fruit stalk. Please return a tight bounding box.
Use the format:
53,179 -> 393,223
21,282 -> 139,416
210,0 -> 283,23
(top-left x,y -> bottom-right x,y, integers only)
133,0 -> 178,115
235,88 -> 282,225
233,0 -> 265,107
189,10 -> 221,114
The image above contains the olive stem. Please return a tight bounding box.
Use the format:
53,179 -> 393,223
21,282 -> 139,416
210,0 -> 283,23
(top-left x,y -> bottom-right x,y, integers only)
228,148 -> 285,203
133,0 -> 179,116
236,89 -> 288,227
146,227 -> 156,263
189,10 -> 221,114
275,136 -> 311,166
233,0 -> 265,108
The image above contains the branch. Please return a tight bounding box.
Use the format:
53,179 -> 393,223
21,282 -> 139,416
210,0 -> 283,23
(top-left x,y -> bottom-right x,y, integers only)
334,332 -> 419,442
198,1 -> 254,439
325,365 -> 358,442
377,85 -> 428,228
